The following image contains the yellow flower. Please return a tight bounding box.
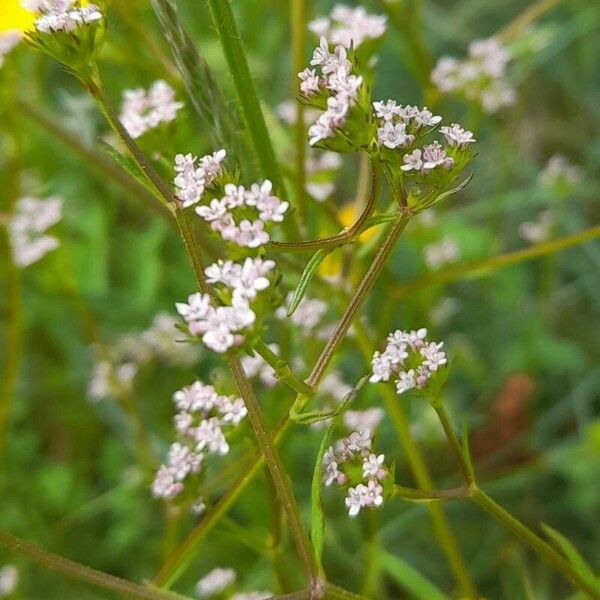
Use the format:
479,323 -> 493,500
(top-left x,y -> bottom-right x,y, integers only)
0,0 -> 35,33
318,202 -> 377,277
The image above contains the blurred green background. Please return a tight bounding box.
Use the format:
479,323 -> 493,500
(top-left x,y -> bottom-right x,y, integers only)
0,0 -> 599,598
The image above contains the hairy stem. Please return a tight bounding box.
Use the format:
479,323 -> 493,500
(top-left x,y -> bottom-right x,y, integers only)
0,531 -> 192,600
269,162 -> 382,252
290,0 -> 307,227
205,0 -> 298,238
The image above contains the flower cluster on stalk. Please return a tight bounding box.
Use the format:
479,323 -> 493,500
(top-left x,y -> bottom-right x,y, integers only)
24,0 -> 102,33
323,429 -> 391,517
299,36 -> 365,148
8,196 -> 62,268
119,80 -> 184,139
152,381 -> 247,501
176,257 -> 277,353
308,4 -> 386,49
173,149 -> 288,248
370,328 -> 447,396
431,37 -> 515,113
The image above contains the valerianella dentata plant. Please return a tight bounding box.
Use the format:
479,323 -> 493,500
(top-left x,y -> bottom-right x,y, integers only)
152,381 -> 247,502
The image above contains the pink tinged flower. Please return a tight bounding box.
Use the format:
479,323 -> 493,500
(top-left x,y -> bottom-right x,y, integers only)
345,430 -> 372,453
308,114 -> 334,147
324,459 -> 341,486
401,149 -> 424,172
151,465 -> 184,499
325,95 -> 350,127
327,68 -> 362,99
364,479 -> 384,507
439,123 -> 476,147
218,397 -> 247,425
175,292 -> 212,323
396,104 -> 420,121
248,180 -> 289,223
233,219 -> 270,248
194,417 -> 229,455
345,485 -> 368,517
321,45 -> 351,76
422,141 -> 454,170
310,36 -> 331,67
199,149 -> 226,183
298,68 -> 321,96
395,369 -> 417,395
373,99 -> 400,122
377,121 -> 414,149
413,107 -> 442,127
370,351 -> 395,383
420,341 -> 447,371
362,453 -> 385,479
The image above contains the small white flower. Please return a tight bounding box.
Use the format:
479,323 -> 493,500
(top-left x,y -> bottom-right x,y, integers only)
419,341 -> 447,372
175,292 -> 212,323
345,484 -> 368,517
422,141 -> 454,170
377,121 -> 414,149
151,465 -> 184,499
0,565 -> 18,597
395,369 -> 416,395
343,408 -> 384,432
362,453 -> 385,479
439,123 -> 476,147
373,99 -> 400,121
401,149 -> 424,172
424,236 -> 460,269
298,67 -> 321,96
196,568 -> 236,598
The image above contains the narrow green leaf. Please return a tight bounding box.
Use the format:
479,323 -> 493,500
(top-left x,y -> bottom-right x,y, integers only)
97,139 -> 169,208
379,551 -> 451,600
288,249 -> 332,316
430,173 -> 474,208
541,524 -> 600,592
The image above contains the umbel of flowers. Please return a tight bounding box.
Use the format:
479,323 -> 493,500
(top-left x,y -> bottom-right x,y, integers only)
175,256 -> 277,353
173,149 -> 288,248
24,0 -> 105,78
323,429 -> 393,517
152,380 -> 247,502
431,37 -> 515,114
370,328 -> 447,396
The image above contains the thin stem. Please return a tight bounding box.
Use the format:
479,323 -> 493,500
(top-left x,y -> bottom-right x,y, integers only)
497,0 -> 563,43
290,0 -> 307,227
352,320 -> 477,598
155,205 -> 411,589
228,356 -> 319,586
470,489 -> 600,599
430,401 -> 474,485
269,162 -> 382,252
430,399 -> 600,597
205,0 -> 299,238
0,531 -> 192,600
253,339 -> 315,396
393,224 -> 600,299
394,485 -> 471,501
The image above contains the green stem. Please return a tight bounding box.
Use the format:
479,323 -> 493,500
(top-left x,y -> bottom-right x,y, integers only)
154,207 -> 410,589
497,0 -> 563,42
352,321 -> 477,598
290,0 -> 307,228
470,489 -> 600,599
0,531 -> 192,600
393,224 -> 600,299
228,356 -> 319,586
253,339 -> 315,396
430,399 -> 600,598
394,485 -> 471,501
430,401 -> 474,486
269,162 -> 382,252
205,0 -> 298,238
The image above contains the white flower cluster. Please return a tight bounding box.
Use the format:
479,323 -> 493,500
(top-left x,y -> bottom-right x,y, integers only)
308,4 -> 386,49
0,565 -> 18,597
519,210 -> 554,244
25,0 -> 102,34
241,344 -> 278,388
343,407 -> 384,432
275,293 -> 328,337
305,150 -> 342,201
195,567 -> 270,600
8,196 -> 62,268
195,179 -> 288,248
176,257 -> 276,353
423,235 -> 460,269
87,313 -> 202,402
431,37 -> 515,113
0,30 -> 21,68
370,328 -> 447,396
323,429 -> 389,517
119,80 -> 183,139
539,155 -> 581,188
196,567 -> 236,597
152,381 -> 247,500
299,37 -> 364,146
173,149 -> 226,208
